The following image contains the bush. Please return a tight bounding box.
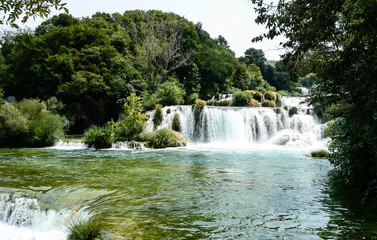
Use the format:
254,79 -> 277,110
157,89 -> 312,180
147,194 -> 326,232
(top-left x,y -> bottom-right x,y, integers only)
84,122 -> 113,149
194,99 -> 206,122
172,113 -> 181,132
206,99 -> 218,106
67,219 -> 102,240
142,93 -> 158,110
0,99 -> 66,147
155,81 -> 185,106
187,93 -> 199,105
311,150 -> 328,158
232,91 -> 252,106
114,94 -> 148,141
217,99 -> 232,106
289,106 -> 298,117
262,100 -> 276,107
278,90 -> 290,97
249,98 -> 259,107
265,91 -> 277,102
250,90 -> 262,101
153,104 -> 163,130
276,94 -> 282,107
145,128 -> 182,148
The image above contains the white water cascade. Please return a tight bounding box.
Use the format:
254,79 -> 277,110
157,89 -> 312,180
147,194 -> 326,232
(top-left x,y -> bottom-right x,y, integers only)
0,193 -> 91,240
147,97 -> 326,148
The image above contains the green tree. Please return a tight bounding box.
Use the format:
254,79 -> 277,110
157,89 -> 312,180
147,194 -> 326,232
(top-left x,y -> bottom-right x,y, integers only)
0,0 -> 68,28
252,0 -> 377,200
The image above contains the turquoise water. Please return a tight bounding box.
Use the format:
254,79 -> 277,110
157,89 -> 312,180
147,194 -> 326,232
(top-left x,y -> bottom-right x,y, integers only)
1,145 -> 377,239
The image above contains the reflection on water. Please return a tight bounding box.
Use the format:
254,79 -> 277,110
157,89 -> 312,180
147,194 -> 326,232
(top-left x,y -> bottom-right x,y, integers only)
1,147 -> 377,239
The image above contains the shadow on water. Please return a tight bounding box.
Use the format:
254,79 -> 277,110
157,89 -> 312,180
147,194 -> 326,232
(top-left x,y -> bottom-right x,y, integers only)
319,171 -> 377,239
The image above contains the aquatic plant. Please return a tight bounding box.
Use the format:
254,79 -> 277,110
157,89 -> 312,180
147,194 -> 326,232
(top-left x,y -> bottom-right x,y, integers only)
172,113 -> 181,132
289,107 -> 298,117
194,99 -> 206,122
153,104 -> 163,130
265,91 -> 277,102
311,150 -> 328,158
145,128 -> 184,148
67,218 -> 102,240
249,98 -> 259,107
84,122 -> 113,149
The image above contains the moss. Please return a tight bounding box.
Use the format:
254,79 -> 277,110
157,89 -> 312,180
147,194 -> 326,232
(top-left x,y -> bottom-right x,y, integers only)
67,219 -> 102,240
310,150 -> 329,158
283,105 -> 288,110
289,107 -> 298,117
194,99 -> 206,122
249,98 -> 259,107
262,100 -> 276,107
275,94 -> 282,107
153,104 -> 163,130
172,113 -> 181,132
273,108 -> 281,114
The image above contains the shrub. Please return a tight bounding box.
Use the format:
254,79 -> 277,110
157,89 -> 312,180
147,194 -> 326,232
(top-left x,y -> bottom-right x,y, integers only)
146,128 -> 182,148
206,99 -> 218,106
311,150 -> 328,158
194,99 -> 206,122
142,93 -> 158,110
84,122 -> 113,149
0,99 -> 66,147
114,94 -> 148,141
155,81 -> 185,106
67,219 -> 101,240
153,104 -> 163,130
262,100 -> 276,107
289,106 -> 298,117
265,91 -> 277,102
217,99 -> 232,106
275,94 -> 282,107
172,113 -> 181,132
232,91 -> 252,106
251,91 -> 262,101
266,85 -> 277,92
249,98 -> 259,107
187,93 -> 199,105
278,90 -> 290,97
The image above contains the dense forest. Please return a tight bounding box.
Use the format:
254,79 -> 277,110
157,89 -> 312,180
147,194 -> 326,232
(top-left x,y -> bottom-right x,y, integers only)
0,11 -> 299,133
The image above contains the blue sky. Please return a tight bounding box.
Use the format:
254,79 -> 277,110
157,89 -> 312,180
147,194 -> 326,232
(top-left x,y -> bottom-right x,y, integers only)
2,0 -> 286,60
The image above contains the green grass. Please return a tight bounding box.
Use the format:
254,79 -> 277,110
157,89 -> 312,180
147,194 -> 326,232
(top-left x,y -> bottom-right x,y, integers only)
67,219 -> 102,240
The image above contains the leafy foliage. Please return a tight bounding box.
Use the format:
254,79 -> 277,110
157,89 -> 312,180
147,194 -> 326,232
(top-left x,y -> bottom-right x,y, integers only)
114,93 -> 148,141
232,92 -> 252,107
153,104 -> 163,129
252,0 -> 377,199
0,0 -> 68,28
155,81 -> 185,106
172,113 -> 181,132
145,128 -> 183,149
84,122 -> 114,149
0,99 -> 66,147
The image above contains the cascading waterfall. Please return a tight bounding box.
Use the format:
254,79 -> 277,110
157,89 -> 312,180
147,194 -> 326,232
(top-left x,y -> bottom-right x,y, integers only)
147,97 -> 326,147
0,193 -> 91,240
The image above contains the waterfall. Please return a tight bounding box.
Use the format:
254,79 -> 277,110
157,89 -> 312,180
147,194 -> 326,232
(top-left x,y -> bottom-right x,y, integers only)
147,97 -> 325,147
0,193 -> 91,240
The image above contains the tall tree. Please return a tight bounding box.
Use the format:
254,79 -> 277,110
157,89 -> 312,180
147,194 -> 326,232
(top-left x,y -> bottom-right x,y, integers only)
251,0 -> 377,199
128,11 -> 195,92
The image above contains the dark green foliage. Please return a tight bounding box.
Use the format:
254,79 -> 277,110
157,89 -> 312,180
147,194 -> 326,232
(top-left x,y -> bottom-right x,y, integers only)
153,104 -> 163,130
232,92 -> 252,107
288,107 -> 298,117
145,128 -> 182,148
142,94 -> 158,111
155,81 -> 185,106
252,0 -> 377,199
172,113 -> 181,132
67,219 -> 101,240
187,93 -> 199,105
194,99 -> 206,122
0,99 -> 66,147
311,150 -> 328,158
84,122 -> 114,149
262,100 -> 276,108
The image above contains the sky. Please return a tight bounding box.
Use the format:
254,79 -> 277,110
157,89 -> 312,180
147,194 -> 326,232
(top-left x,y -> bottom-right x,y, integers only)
2,0 -> 287,60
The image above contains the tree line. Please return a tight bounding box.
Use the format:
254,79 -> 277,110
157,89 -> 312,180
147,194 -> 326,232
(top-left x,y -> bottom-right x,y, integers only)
0,10 -> 297,133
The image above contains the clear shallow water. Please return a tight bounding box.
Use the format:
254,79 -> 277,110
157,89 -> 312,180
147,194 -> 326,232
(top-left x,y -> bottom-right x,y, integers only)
1,146 -> 377,239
